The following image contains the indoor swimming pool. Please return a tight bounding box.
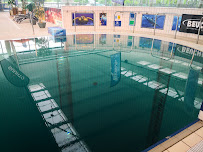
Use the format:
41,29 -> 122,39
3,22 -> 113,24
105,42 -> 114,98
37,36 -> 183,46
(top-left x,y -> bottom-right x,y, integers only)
0,34 -> 202,152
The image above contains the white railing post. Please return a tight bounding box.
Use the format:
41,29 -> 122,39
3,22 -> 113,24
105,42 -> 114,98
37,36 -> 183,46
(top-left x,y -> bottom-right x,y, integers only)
196,17 -> 203,44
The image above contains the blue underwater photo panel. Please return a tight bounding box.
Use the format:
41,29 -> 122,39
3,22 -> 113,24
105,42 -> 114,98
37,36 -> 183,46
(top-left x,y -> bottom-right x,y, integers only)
115,21 -> 121,26
72,13 -> 94,26
172,16 -> 182,31
100,13 -> 107,26
141,14 -> 165,29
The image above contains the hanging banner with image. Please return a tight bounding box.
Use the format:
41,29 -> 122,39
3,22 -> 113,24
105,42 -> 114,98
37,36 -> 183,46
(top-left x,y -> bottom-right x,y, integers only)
0,59 -> 30,87
129,13 -> 136,26
179,14 -> 203,35
111,52 -> 121,87
99,13 -> 107,26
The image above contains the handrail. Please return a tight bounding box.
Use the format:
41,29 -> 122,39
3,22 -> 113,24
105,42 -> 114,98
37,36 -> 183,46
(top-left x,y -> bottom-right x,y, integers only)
196,17 -> 203,44
150,38 -> 174,60
154,13 -> 180,39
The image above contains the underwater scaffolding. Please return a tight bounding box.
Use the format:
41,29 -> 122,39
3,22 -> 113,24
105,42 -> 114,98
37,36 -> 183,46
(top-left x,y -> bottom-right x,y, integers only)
28,83 -> 89,152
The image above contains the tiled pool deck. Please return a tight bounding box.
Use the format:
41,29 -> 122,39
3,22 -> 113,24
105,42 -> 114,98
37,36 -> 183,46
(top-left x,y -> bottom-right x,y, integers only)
148,120 -> 203,152
0,11 -> 203,152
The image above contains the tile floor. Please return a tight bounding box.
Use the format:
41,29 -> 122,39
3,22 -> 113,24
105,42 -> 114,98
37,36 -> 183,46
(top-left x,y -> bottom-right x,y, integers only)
149,121 -> 203,152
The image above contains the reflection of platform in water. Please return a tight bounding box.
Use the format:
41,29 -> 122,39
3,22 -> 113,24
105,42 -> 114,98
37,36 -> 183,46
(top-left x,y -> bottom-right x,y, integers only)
28,83 -> 89,152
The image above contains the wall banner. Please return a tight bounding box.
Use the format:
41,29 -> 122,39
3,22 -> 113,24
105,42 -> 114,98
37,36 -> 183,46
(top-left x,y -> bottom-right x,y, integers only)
179,14 -> 203,35
44,7 -> 62,26
100,13 -> 107,26
115,21 -> 121,27
141,14 -> 165,29
111,52 -> 121,87
129,13 -> 136,26
72,13 -> 94,26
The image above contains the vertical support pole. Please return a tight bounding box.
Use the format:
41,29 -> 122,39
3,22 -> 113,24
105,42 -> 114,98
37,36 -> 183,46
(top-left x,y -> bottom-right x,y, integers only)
34,37 -> 38,56
190,49 -> 196,65
5,41 -> 12,56
151,38 -> 154,54
174,16 -> 179,39
131,36 -> 134,50
196,17 -> 203,44
133,12 -> 136,33
28,40 -> 30,51
170,42 -> 174,58
153,14 -> 157,35
105,0 -> 107,6
10,41 -> 20,69
0,41 -> 3,54
75,34 -> 77,50
198,100 -> 203,121
113,35 -> 115,50
94,34 -> 96,50
30,12 -> 35,35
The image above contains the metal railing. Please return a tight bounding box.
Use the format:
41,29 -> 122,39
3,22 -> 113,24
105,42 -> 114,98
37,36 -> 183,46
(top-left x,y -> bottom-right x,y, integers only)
196,17 -> 203,44
153,13 -> 180,39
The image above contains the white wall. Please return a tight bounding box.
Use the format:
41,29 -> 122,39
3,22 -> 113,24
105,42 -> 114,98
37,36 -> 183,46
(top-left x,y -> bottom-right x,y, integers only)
61,6 -> 203,40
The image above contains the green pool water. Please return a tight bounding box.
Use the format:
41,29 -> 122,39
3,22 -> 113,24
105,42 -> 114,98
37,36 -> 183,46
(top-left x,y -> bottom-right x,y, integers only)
0,34 -> 202,152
